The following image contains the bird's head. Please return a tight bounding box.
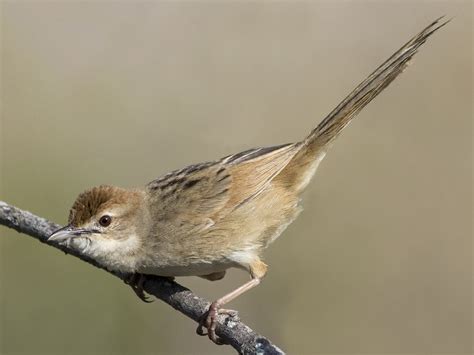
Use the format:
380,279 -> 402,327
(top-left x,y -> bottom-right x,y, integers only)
48,185 -> 148,271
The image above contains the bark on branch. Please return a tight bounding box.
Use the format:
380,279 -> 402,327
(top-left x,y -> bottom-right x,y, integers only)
0,200 -> 284,355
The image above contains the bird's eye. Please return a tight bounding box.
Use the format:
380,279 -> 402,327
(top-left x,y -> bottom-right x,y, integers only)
99,215 -> 112,227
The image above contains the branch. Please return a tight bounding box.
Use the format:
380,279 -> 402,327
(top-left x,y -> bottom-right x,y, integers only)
0,201 -> 284,355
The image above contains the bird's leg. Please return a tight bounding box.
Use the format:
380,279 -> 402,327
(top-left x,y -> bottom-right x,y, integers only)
197,278 -> 260,344
124,273 -> 153,303
197,259 -> 267,344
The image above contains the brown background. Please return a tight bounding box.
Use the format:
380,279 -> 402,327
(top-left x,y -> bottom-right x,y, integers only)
0,1 -> 472,354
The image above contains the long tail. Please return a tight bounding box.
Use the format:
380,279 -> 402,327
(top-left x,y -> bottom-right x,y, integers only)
304,16 -> 449,151
277,17 -> 449,192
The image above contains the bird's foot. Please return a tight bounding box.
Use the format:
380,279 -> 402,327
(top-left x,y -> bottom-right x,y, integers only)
124,273 -> 153,303
196,301 -> 238,344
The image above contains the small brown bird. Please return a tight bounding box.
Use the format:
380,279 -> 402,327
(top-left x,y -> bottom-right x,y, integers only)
49,18 -> 447,344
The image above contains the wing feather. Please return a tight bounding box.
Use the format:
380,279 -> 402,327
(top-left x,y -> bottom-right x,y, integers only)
146,143 -> 301,237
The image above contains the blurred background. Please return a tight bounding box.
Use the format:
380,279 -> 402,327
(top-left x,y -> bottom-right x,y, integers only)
0,1 -> 472,354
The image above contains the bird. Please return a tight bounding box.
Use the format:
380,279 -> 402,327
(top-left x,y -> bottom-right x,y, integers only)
48,17 -> 448,344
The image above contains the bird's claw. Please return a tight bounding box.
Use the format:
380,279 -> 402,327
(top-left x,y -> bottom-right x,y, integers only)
124,273 -> 153,303
196,301 -> 238,344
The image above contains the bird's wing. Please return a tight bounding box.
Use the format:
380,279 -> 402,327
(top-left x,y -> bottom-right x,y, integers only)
146,142 -> 300,235
220,143 -> 301,210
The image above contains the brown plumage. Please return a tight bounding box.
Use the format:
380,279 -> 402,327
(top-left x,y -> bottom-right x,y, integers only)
69,185 -> 136,226
49,18 -> 448,344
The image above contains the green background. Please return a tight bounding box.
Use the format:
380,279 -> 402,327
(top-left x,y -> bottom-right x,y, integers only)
1,1 -> 472,354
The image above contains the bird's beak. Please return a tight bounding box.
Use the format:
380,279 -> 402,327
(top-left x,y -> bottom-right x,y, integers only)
48,224 -> 96,243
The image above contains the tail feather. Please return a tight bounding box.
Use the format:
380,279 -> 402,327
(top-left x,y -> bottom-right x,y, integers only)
276,17 -> 448,193
305,16 -> 449,150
